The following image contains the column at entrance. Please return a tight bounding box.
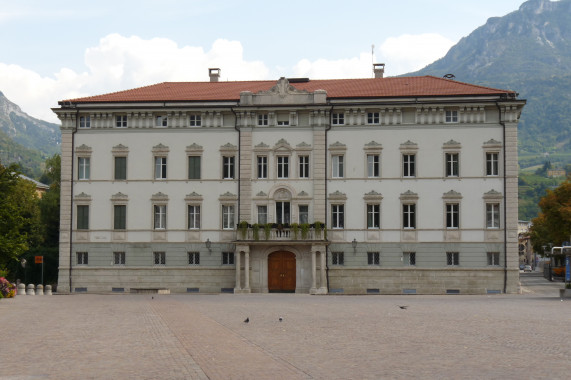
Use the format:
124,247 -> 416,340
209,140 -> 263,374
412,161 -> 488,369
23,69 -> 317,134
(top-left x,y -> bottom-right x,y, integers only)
310,244 -> 328,294
234,244 -> 251,293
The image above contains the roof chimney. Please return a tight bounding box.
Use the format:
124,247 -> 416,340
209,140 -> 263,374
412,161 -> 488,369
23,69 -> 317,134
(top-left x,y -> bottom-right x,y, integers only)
373,63 -> 385,79
209,68 -> 220,82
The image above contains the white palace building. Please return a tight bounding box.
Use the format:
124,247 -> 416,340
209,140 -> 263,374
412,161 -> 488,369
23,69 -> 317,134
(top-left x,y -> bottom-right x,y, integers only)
53,66 -> 525,294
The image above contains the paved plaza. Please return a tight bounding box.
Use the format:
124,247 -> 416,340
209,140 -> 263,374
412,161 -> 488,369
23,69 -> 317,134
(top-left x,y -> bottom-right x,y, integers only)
1,273 -> 570,380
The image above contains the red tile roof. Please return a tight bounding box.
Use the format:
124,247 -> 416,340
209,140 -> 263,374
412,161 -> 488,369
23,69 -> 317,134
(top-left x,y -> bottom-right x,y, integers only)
62,76 -> 515,104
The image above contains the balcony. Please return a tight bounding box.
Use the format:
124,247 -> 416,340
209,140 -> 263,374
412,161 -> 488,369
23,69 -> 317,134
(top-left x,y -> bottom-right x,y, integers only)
235,223 -> 326,242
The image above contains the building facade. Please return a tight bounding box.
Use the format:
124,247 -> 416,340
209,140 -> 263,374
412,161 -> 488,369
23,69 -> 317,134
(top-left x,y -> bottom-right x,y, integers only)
53,68 -> 525,294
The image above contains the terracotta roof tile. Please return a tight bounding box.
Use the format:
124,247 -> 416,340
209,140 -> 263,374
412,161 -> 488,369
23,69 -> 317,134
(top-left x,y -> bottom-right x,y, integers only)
62,76 -> 514,104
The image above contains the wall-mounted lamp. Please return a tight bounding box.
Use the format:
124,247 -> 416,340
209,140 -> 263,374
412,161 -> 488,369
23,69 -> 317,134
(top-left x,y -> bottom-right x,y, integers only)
205,238 -> 212,253
352,238 -> 357,253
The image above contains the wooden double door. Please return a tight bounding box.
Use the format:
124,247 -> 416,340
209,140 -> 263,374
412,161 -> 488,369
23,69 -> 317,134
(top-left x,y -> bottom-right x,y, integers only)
268,251 -> 296,292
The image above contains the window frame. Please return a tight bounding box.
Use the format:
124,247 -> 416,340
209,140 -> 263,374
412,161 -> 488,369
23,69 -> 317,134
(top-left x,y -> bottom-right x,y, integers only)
331,204 -> 345,229
76,252 -> 88,265
403,154 -> 415,178
257,156 -> 268,179
404,252 -> 416,266
114,156 -> 127,181
222,252 -> 235,265
79,115 -> 91,129
402,203 -> 416,230
487,252 -> 500,266
367,203 -> 380,229
445,110 -> 458,123
486,152 -> 499,176
77,205 -> 89,230
113,251 -> 126,265
367,252 -> 380,265
446,203 -> 459,229
446,252 -> 460,266
188,252 -> 200,265
189,114 -> 202,127
188,155 -> 201,180
486,203 -> 500,229
332,155 -> 344,178
154,156 -> 167,180
222,156 -> 235,179
116,115 -> 127,128
298,205 -> 309,224
187,204 -> 201,230
367,112 -> 380,124
257,205 -> 268,224
114,204 -> 127,230
367,154 -> 380,178
153,251 -> 166,265
332,113 -> 345,125
298,155 -> 310,178
445,152 -> 459,177
78,157 -> 90,180
277,155 -> 289,179
332,252 -> 345,265
153,204 -> 167,230
222,205 -> 235,230
155,115 -> 168,127
258,114 -> 268,126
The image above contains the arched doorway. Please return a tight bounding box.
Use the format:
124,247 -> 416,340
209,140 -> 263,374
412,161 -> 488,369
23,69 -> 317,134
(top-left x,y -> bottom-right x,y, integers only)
268,251 -> 296,292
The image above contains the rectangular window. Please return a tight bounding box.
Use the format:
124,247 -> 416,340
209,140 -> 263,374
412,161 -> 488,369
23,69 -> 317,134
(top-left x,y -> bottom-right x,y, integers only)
299,155 -> 309,178
188,205 -> 201,229
188,252 -> 200,265
114,205 -> 126,230
446,252 -> 459,266
277,120 -> 289,126
299,205 -> 309,224
486,203 -> 500,228
367,204 -> 380,229
332,252 -> 344,265
257,205 -> 268,224
78,157 -> 90,180
113,252 -> 125,265
445,110 -> 458,123
445,153 -> 459,177
154,205 -> 166,230
222,252 -> 235,265
79,116 -> 90,128
276,202 -> 291,224
446,203 -> 459,229
258,114 -> 268,126
403,204 -> 416,229
367,252 -> 380,265
403,154 -> 415,177
257,156 -> 267,179
189,115 -> 201,127
223,156 -> 235,179
367,112 -> 380,124
114,157 -> 127,180
486,153 -> 499,176
153,252 -> 166,265
188,156 -> 201,180
116,115 -> 127,128
487,252 -> 500,266
331,204 -> 344,229
332,113 -> 344,125
332,155 -> 344,178
77,205 -> 89,230
404,252 -> 416,266
277,156 -> 289,179
222,205 -> 235,229
367,154 -> 380,178
155,115 -> 167,127
76,252 -> 88,265
154,157 -> 167,179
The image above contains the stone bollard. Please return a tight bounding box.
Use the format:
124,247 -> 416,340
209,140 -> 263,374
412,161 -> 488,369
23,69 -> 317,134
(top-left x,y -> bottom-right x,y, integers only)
45,285 -> 52,295
17,283 -> 26,296
27,284 -> 35,296
36,284 -> 44,296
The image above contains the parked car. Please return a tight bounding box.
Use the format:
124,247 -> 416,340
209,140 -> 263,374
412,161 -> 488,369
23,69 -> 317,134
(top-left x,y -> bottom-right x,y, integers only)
524,265 -> 532,272
519,264 -> 525,270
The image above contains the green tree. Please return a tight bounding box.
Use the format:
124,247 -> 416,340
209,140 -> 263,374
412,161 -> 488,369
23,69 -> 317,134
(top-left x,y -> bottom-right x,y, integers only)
0,162 -> 43,275
530,178 -> 571,254
39,155 -> 61,247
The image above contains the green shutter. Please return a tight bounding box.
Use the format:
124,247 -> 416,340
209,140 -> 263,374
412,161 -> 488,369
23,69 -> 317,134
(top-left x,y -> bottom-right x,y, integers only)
77,205 -> 89,229
189,156 -> 201,179
115,157 -> 126,180
114,205 -> 126,230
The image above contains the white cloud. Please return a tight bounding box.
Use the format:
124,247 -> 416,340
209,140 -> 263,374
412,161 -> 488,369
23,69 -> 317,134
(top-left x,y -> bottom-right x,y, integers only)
0,34 -> 270,123
377,33 -> 455,76
0,33 -> 454,124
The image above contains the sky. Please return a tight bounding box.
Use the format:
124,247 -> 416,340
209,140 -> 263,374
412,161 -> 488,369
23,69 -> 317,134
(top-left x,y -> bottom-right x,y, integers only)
0,0 -> 526,124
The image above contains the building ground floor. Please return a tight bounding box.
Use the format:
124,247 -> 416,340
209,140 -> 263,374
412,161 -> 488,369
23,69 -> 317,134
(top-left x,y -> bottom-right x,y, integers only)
58,241 -> 519,294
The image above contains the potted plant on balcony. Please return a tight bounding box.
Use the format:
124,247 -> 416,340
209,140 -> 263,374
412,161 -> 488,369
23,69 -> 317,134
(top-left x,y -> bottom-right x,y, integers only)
252,224 -> 260,241
264,223 -> 272,240
300,223 -> 310,240
291,223 -> 299,240
314,221 -> 323,239
238,221 -> 249,240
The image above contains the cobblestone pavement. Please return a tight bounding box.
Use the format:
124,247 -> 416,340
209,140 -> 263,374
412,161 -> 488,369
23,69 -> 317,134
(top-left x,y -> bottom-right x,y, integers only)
1,277 -> 570,380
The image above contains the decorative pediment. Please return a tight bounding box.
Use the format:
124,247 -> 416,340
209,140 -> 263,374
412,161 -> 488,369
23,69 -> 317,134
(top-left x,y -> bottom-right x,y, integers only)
74,192 -> 91,201
274,188 -> 292,200
297,191 -> 310,197
151,192 -> 169,201
443,140 -> 461,149
75,144 -> 92,153
255,191 -> 268,197
400,140 -> 418,151
111,192 -> 129,201
112,144 -> 129,153
483,139 -> 502,148
483,189 -> 503,200
219,191 -> 237,201
185,192 -> 203,201
363,190 -> 383,201
240,77 -> 326,105
328,190 -> 347,200
152,143 -> 170,153
260,77 -> 309,98
274,138 -> 292,151
185,143 -> 203,153
364,141 -> 383,152
296,142 -> 312,151
219,143 -> 238,152
329,141 -> 347,152
400,190 -> 418,201
442,190 -> 463,199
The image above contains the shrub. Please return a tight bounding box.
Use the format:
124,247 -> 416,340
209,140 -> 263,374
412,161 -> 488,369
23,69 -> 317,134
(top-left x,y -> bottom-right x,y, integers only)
0,277 -> 16,298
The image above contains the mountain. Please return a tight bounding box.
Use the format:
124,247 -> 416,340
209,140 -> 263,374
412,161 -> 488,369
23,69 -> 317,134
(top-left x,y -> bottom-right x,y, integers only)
405,0 -> 571,159
0,91 -> 61,177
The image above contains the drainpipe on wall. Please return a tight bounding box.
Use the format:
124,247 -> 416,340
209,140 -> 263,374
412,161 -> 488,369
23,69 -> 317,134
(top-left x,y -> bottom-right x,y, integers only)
496,102 -> 508,294
69,108 -> 78,293
232,107 -> 241,227
324,106 -> 333,292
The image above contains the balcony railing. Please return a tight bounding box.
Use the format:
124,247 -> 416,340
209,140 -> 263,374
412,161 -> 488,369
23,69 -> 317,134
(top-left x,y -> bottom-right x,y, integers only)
235,223 -> 326,242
